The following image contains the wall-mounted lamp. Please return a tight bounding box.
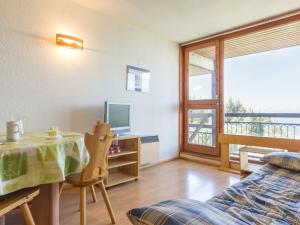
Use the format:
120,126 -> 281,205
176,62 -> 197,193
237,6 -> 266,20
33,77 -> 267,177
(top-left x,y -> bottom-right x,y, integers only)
56,34 -> 83,50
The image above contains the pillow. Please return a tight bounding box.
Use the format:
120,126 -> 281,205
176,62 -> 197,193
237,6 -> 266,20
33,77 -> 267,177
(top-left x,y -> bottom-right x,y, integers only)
262,152 -> 300,172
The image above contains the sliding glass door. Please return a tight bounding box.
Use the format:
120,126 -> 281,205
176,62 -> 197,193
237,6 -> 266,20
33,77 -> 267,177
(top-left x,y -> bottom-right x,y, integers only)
184,41 -> 221,156
180,12 -> 300,159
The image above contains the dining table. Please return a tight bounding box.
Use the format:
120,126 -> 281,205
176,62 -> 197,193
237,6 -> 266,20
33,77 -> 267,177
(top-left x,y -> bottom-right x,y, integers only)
0,132 -> 89,225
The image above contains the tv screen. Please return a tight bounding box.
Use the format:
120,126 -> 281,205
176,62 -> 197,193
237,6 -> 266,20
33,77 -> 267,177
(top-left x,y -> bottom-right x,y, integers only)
105,102 -> 130,129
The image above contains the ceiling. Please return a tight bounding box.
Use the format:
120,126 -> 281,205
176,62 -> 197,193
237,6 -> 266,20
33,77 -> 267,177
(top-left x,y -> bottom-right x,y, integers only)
72,0 -> 300,43
193,20 -> 300,59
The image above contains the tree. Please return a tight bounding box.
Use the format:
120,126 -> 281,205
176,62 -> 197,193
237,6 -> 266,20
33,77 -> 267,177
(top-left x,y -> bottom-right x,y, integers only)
225,98 -> 246,122
225,99 -> 273,137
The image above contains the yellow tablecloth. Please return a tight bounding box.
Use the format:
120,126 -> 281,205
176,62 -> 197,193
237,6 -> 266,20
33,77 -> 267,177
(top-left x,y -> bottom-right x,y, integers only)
0,132 -> 89,195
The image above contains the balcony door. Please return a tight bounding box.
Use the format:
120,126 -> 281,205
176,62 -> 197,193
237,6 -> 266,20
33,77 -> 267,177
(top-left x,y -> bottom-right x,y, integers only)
184,41 -> 221,156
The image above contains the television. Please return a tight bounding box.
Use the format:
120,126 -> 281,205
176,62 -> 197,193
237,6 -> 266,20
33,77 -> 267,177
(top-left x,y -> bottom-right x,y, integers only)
104,102 -> 131,134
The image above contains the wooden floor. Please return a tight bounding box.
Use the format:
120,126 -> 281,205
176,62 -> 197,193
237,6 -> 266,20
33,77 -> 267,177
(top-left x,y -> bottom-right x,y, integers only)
7,159 -> 239,225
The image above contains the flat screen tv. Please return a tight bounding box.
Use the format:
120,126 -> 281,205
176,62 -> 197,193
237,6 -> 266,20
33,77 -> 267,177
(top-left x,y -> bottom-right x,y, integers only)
104,102 -> 131,134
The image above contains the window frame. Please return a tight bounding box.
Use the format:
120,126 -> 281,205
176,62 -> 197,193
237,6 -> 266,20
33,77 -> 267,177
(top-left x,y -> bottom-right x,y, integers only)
179,11 -> 300,156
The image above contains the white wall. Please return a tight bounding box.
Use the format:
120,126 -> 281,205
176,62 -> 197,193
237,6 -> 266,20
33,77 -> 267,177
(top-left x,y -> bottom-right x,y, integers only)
0,0 -> 179,160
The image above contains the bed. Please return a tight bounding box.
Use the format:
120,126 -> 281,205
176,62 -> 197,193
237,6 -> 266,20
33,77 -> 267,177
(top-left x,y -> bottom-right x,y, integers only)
127,153 -> 300,225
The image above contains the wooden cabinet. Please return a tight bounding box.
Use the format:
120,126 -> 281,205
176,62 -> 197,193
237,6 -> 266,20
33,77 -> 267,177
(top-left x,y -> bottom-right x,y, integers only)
105,136 -> 140,188
239,146 -> 284,178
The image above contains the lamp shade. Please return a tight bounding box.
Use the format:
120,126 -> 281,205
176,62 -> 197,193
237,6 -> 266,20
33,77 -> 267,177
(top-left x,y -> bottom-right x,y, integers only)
56,34 -> 83,50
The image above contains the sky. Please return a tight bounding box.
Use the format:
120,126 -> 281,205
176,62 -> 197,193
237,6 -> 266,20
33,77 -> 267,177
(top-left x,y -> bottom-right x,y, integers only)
224,45 -> 300,113
190,45 -> 300,113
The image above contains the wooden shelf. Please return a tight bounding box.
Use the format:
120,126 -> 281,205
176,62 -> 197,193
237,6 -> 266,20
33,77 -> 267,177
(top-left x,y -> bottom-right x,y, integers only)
106,171 -> 137,188
239,146 -> 281,178
105,135 -> 140,188
108,159 -> 138,169
108,150 -> 137,159
240,146 -> 284,154
113,135 -> 139,141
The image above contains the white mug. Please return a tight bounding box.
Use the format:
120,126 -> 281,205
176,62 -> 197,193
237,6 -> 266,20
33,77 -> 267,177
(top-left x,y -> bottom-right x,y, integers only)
7,121 -> 21,141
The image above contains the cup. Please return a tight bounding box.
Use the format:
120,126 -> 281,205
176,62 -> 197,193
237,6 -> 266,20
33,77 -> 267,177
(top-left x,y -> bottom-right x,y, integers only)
48,126 -> 59,137
7,121 -> 21,141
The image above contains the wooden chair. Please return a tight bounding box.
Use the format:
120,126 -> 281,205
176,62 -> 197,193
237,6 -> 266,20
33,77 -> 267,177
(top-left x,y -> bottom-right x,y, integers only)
0,188 -> 39,225
64,123 -> 116,225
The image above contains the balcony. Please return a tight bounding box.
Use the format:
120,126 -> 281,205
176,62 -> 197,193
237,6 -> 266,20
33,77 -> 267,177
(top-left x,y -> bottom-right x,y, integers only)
189,112 -> 300,154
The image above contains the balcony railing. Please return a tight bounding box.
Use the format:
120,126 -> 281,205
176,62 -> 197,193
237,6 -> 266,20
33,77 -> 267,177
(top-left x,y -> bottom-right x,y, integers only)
188,112 -> 300,154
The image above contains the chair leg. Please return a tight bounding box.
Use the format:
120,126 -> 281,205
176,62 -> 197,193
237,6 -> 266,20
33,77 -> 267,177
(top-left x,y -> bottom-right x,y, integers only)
98,181 -> 116,224
59,182 -> 65,196
20,203 -> 35,225
89,185 -> 98,203
80,187 -> 86,225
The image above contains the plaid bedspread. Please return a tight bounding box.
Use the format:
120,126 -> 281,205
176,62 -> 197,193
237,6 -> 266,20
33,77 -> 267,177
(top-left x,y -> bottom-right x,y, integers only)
207,164 -> 300,225
127,164 -> 300,225
127,198 -> 247,225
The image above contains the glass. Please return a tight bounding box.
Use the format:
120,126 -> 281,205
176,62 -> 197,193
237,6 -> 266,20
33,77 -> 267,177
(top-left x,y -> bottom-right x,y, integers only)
224,43 -> 300,140
189,46 -> 216,100
188,109 -> 216,147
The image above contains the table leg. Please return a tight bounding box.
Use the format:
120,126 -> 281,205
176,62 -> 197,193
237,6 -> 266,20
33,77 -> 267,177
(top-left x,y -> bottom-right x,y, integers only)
31,183 -> 60,225
0,216 -> 5,225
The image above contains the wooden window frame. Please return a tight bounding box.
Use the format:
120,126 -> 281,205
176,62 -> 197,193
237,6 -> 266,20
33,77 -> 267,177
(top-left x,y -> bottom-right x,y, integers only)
183,41 -> 222,156
179,9 -> 300,156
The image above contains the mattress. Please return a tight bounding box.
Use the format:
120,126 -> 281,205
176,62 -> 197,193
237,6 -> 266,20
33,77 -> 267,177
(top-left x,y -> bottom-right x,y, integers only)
127,164 -> 300,225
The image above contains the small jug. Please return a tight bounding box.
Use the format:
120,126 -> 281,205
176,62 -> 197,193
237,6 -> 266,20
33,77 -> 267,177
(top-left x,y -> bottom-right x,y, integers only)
7,120 -> 23,142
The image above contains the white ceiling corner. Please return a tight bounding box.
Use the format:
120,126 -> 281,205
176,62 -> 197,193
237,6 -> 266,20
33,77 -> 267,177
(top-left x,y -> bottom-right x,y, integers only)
72,0 -> 300,43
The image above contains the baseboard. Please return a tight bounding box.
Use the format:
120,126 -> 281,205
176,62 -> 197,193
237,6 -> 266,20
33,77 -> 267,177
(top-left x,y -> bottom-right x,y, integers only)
180,152 -> 220,167
180,152 -> 241,174
139,156 -> 179,169
229,161 -> 240,171
219,167 -> 240,174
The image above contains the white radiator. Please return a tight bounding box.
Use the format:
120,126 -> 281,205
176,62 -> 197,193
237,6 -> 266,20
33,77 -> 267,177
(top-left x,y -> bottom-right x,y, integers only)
140,135 -> 160,167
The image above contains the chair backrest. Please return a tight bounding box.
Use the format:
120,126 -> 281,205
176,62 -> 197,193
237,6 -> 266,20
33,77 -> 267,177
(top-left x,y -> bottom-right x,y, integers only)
81,123 -> 114,181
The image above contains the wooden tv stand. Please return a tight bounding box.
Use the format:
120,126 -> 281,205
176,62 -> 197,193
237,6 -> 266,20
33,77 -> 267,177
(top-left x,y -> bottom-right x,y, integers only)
104,135 -> 140,188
